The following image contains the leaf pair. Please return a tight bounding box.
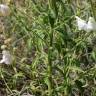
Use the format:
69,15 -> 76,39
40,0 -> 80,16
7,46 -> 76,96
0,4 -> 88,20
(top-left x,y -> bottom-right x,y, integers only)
49,0 -> 58,28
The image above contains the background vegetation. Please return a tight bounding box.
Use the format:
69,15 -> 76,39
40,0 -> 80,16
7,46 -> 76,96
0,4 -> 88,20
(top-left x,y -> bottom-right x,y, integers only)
0,0 -> 96,96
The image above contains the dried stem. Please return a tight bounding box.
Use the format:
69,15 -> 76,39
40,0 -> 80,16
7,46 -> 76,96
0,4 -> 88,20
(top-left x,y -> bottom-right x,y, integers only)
89,0 -> 96,20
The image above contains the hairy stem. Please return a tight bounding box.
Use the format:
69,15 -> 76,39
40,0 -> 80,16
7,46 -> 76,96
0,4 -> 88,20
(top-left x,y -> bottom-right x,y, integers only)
48,27 -> 53,96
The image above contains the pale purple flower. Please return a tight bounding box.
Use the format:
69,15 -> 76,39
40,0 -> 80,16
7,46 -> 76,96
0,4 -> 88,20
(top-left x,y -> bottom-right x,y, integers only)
87,17 -> 96,32
75,16 -> 87,31
75,16 -> 96,32
0,4 -> 10,16
0,50 -> 12,64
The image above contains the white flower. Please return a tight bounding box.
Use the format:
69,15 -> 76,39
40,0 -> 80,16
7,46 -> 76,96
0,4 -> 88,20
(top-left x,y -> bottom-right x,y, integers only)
75,16 -> 96,32
0,4 -> 10,16
87,17 -> 96,32
0,50 -> 12,64
75,16 -> 87,31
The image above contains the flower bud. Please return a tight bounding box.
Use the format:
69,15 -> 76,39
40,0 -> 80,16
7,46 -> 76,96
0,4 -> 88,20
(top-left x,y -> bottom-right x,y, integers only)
4,38 -> 12,44
1,45 -> 7,50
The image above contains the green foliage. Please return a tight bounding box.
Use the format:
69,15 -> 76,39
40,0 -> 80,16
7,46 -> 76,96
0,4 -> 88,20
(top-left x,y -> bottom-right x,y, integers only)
0,0 -> 96,96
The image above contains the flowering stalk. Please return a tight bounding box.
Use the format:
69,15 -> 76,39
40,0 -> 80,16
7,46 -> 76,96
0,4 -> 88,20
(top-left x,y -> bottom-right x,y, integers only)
48,0 -> 57,95
47,27 -> 53,96
47,0 -> 57,95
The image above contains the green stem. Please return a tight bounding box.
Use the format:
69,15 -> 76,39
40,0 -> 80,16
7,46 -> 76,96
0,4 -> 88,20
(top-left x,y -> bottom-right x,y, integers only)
48,27 -> 53,96
48,0 -> 56,95
89,0 -> 96,20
